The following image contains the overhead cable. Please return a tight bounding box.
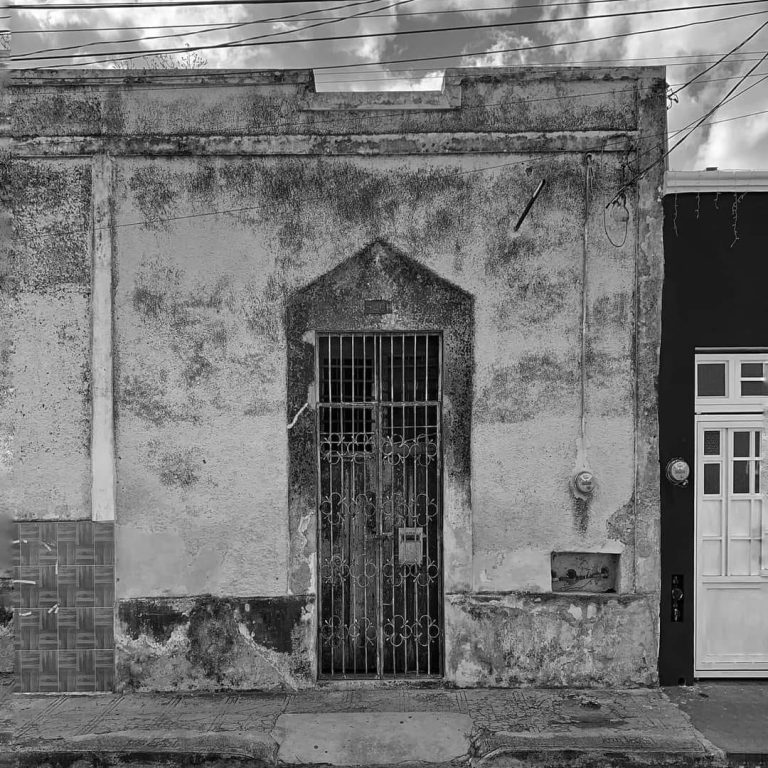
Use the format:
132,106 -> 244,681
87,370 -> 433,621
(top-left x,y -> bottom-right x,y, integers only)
12,0 -> 371,8
23,6 -> 766,69
16,0 -> 412,60
668,15 -> 768,97
13,0 -> 768,63
8,0 -> 732,35
609,46 -> 768,204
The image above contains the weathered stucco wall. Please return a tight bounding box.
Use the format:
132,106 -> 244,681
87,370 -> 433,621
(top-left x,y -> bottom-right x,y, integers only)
0,158 -> 92,520
8,67 -> 666,688
110,153 -> 645,602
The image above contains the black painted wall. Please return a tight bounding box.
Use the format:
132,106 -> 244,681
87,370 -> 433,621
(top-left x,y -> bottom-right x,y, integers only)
659,190 -> 768,685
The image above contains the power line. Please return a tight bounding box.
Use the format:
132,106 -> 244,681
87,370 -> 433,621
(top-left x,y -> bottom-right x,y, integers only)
13,51 -> 768,81
314,7 -> 768,71
11,0 -> 372,8
15,0 -> 411,60
13,0 -> 768,64
27,6 -> 766,69
668,15 -> 768,97
610,42 -> 768,204
7,0 -> 720,35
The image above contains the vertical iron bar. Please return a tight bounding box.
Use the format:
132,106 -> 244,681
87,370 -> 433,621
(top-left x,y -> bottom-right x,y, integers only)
329,338 -> 335,674
376,335 -> 384,678
351,336 -> 356,674
363,336 -> 369,674
389,335 -> 394,676
437,334 -> 443,675
401,333 -> 406,676
340,339 -> 347,677
413,333 -> 418,675
315,334 -> 323,675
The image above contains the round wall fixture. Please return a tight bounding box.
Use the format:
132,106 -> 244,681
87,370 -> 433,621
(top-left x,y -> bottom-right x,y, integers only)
665,458 -> 690,487
574,470 -> 595,496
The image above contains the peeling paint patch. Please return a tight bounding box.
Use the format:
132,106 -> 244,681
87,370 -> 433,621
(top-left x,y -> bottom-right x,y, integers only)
607,496 -> 635,545
446,592 -> 657,688
116,595 -> 314,691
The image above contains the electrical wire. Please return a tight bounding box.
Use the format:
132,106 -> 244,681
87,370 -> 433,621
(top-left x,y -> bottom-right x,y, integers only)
11,0 -> 373,8
29,7 -> 766,71
9,0 -> 689,35
12,1 -> 768,64
668,15 -> 768,97
609,49 -> 768,204
12,52 -> 768,81
15,0 -> 412,60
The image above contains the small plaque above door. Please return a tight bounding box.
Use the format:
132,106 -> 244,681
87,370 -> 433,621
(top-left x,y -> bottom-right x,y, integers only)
364,299 -> 392,315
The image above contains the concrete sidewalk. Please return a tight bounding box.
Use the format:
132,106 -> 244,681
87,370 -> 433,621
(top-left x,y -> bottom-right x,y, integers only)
665,682 -> 768,767
0,683 -> 732,768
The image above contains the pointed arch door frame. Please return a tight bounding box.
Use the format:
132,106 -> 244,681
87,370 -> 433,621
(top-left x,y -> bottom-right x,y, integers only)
285,241 -> 474,679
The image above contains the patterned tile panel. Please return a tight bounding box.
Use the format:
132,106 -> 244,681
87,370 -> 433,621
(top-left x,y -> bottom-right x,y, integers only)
12,521 -> 115,693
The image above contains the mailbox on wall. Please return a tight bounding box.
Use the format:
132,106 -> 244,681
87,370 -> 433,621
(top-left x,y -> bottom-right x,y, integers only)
398,528 -> 424,565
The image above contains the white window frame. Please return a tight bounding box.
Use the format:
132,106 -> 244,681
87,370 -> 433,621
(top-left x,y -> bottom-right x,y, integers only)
695,352 -> 768,414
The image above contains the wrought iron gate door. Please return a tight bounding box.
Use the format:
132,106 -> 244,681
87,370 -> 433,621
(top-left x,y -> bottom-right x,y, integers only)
317,333 -> 443,678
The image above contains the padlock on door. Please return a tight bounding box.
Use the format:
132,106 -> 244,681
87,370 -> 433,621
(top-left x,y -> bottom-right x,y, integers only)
398,527 -> 424,564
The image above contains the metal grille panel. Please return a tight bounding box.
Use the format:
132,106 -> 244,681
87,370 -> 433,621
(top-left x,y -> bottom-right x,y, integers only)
317,333 -> 442,678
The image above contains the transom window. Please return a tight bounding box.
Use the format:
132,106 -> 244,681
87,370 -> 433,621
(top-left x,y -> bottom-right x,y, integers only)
696,352 -> 768,413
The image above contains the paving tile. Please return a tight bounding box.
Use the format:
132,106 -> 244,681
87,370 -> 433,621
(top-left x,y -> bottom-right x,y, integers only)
76,522 -> 95,565
12,611 -> 21,650
94,565 -> 114,606
39,565 -> 57,607
95,538 -> 114,566
18,522 -> 40,540
76,608 -> 95,649
18,610 -> 40,651
40,650 -> 57,676
95,607 -> 114,649
59,650 -> 77,692
18,539 -> 38,567
10,534 -> 20,567
76,650 -> 96,692
94,521 -> 114,554
95,664 -> 115,692
20,666 -> 39,693
17,566 -> 39,609
58,565 -> 77,607
59,608 -> 77,650
57,523 -> 77,566
76,566 -> 95,607
39,607 -> 58,650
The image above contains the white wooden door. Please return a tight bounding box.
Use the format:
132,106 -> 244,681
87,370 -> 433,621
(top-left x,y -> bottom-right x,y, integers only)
695,419 -> 768,676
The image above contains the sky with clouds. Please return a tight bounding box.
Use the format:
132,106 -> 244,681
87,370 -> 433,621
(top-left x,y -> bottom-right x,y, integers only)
5,0 -> 768,170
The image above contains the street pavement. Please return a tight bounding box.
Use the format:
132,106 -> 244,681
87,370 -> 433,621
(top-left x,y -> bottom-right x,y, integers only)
665,682 -> 768,767
0,680 -> 758,767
